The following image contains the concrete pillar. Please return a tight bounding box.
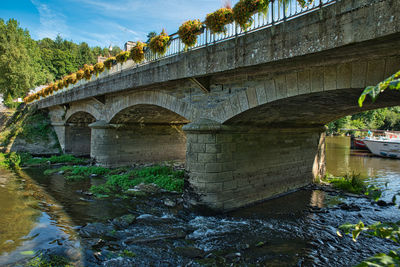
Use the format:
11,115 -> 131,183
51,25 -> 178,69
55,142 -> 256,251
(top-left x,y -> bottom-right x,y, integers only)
51,122 -> 66,152
64,123 -> 92,156
89,120 -> 187,167
183,119 -> 326,212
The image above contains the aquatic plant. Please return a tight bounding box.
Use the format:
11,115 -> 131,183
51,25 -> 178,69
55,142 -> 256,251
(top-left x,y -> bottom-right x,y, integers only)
205,8 -> 234,34
178,19 -> 203,48
130,41 -> 147,63
149,29 -> 170,55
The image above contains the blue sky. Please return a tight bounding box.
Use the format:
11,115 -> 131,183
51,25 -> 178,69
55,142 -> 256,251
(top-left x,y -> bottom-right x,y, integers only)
0,0 -> 234,48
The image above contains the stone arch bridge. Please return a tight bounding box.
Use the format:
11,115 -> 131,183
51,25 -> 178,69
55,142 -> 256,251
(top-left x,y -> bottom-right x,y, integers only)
36,0 -> 400,211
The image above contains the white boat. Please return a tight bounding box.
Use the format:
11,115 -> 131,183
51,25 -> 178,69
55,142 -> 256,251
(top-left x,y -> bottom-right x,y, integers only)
363,139 -> 400,159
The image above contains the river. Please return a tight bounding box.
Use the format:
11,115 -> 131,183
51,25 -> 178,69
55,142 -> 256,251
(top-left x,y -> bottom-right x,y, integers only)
1,136 -> 400,266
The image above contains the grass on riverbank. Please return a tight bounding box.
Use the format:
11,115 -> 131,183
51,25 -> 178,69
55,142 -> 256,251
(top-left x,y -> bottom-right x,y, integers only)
0,153 -> 88,170
43,164 -> 185,197
90,165 -> 185,198
322,173 -> 382,201
26,253 -> 73,267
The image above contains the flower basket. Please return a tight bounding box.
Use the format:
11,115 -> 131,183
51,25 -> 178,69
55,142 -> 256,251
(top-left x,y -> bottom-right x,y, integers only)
149,30 -> 170,55
67,73 -> 78,85
104,57 -> 116,70
205,8 -> 234,34
63,76 -> 69,88
83,64 -> 94,80
178,19 -> 203,48
233,0 -> 270,30
76,69 -> 84,80
116,51 -> 130,63
57,80 -> 65,90
94,62 -> 105,76
130,41 -> 147,63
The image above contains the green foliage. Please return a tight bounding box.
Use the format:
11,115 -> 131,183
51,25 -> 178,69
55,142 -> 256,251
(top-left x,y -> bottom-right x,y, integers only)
119,249 -> 136,258
0,152 -> 21,169
327,107 -> 400,134
355,251 -> 400,267
0,19 -> 45,98
26,253 -> 72,267
205,8 -> 234,34
44,165 -> 110,181
359,70 -> 400,107
324,174 -> 382,200
90,165 -> 184,197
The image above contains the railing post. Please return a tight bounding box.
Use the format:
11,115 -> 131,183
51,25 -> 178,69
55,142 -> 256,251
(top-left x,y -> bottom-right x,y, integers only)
271,0 -> 275,25
205,28 -> 208,47
283,0 -> 286,21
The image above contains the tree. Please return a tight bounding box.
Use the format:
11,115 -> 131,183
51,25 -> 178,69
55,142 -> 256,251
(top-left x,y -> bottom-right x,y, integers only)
0,19 -> 38,98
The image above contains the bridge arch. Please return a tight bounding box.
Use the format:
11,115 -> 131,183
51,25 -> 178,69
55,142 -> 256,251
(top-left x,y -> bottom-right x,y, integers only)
105,91 -> 194,124
65,104 -> 102,123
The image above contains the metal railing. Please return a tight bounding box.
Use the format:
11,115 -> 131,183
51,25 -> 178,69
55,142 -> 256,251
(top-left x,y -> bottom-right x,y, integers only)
142,0 -> 335,62
37,0 -> 336,101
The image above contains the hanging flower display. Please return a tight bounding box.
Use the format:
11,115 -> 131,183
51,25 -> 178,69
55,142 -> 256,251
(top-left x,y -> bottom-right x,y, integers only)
205,8 -> 234,34
116,51 -> 130,63
149,29 -> 170,55
104,57 -> 116,70
130,41 -> 147,63
83,64 -> 94,80
67,73 -> 78,85
76,69 -> 84,80
94,62 -> 105,76
178,19 -> 203,48
233,0 -> 270,30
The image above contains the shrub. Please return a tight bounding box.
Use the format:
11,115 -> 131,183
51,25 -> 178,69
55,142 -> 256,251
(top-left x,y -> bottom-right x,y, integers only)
94,62 -> 105,76
130,41 -> 147,63
116,51 -> 130,63
178,19 -> 203,48
233,0 -> 270,30
205,8 -> 234,34
149,29 -> 170,55
104,57 -> 116,70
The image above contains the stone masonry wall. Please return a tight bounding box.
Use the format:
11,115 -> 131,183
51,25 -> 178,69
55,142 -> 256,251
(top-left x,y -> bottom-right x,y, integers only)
90,122 -> 186,167
184,121 -> 325,211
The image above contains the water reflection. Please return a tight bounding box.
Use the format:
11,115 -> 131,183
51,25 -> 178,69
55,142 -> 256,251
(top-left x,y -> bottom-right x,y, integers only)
326,136 -> 400,178
0,169 -> 81,266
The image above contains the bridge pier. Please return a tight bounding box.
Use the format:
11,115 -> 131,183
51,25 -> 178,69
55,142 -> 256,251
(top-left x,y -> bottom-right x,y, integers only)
183,119 -> 325,211
89,121 -> 186,167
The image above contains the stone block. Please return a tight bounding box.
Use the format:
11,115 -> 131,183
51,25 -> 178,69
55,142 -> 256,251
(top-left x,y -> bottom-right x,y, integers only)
197,153 -> 217,163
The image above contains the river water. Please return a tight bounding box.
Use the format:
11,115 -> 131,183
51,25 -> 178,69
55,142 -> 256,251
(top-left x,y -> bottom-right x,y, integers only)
1,136 -> 400,266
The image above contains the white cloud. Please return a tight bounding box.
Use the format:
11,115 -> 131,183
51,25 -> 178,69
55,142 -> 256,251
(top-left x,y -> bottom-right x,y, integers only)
30,0 -> 70,39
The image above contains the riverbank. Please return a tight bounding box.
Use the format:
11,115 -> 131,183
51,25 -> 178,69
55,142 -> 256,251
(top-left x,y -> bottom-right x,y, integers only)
2,137 -> 400,266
